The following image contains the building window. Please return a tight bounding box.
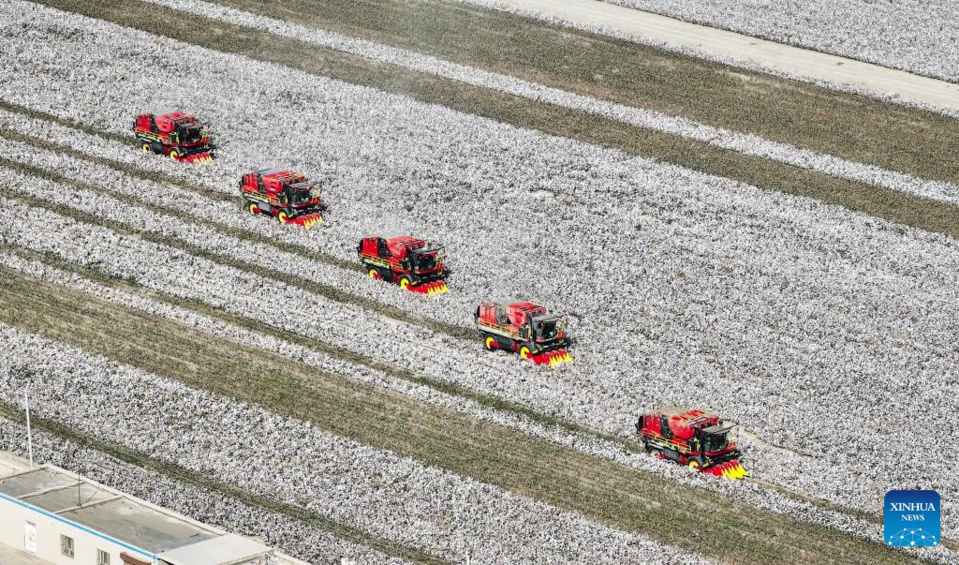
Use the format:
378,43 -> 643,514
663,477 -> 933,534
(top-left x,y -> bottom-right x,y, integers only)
97,550 -> 110,565
24,521 -> 37,553
61,535 -> 74,558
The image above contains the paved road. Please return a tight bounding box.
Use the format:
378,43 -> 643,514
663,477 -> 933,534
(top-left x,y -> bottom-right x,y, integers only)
504,0 -> 959,112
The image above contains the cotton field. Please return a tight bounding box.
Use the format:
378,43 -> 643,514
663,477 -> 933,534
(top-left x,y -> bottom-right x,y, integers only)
0,0 -> 955,563
0,418 -> 406,565
599,0 -> 959,83
0,325 -> 709,565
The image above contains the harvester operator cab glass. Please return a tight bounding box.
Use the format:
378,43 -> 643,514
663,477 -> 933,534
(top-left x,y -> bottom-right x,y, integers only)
412,246 -> 441,272
287,183 -> 310,205
701,424 -> 732,453
377,239 -> 390,258
178,123 -> 203,143
412,252 -> 435,272
533,317 -> 558,340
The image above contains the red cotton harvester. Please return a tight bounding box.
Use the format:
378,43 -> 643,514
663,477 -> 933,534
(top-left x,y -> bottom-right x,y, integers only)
637,407 -> 748,479
241,169 -> 325,229
133,112 -> 214,163
358,235 -> 449,295
475,301 -> 572,367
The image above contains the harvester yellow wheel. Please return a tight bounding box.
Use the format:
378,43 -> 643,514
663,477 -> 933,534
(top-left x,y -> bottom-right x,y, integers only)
141,142 -> 152,154
169,149 -> 180,161
277,211 -> 289,224
688,460 -> 701,470
485,336 -> 497,350
368,269 -> 380,280
519,346 -> 532,359
400,277 -> 411,290
247,203 -> 258,215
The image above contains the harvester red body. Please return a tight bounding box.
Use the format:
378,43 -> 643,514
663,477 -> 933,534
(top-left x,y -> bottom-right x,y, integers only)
358,235 -> 449,294
637,407 -> 747,479
133,112 -> 214,163
475,301 -> 571,367
241,169 -> 325,229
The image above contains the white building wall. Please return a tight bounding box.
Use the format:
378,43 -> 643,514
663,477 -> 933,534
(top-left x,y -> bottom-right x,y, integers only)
0,493 -> 153,565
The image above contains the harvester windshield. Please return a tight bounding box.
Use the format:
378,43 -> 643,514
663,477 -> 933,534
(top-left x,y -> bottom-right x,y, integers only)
290,181 -> 320,204
701,423 -> 734,453
177,124 -> 204,143
533,315 -> 566,341
410,245 -> 443,272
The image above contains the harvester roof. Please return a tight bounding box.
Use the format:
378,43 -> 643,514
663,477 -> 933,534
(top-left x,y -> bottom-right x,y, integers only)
154,112 -> 200,133
648,407 -> 721,440
384,235 -> 420,245
507,301 -> 546,312
496,301 -> 548,327
701,423 -> 734,435
385,235 -> 427,258
258,168 -> 304,183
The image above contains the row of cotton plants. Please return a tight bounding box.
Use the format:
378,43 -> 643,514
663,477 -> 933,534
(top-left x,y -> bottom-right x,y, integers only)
123,0 -> 959,204
600,0 -> 959,83
2,179 -> 956,543
0,324 -> 707,565
1,0 -> 958,540
0,134 -> 470,318
0,249 -> 903,552
0,418 -> 402,565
